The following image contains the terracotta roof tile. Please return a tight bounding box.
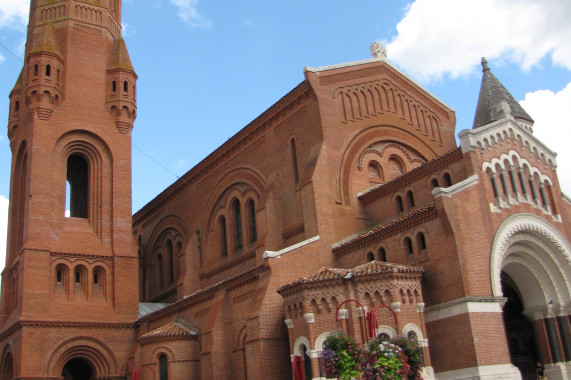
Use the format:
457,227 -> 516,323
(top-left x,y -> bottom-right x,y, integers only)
138,322 -> 197,343
278,261 -> 422,293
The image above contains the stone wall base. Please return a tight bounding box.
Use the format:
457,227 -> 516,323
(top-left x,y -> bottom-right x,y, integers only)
435,363 -> 521,380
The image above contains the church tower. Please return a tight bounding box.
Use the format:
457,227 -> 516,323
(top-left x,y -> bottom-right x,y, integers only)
1,0 -> 138,377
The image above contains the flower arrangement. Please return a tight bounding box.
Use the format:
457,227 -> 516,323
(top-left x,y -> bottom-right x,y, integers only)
323,332 -> 363,380
390,336 -> 423,380
362,338 -> 410,380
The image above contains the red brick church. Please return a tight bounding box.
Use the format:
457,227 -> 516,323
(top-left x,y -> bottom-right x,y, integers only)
1,0 -> 571,379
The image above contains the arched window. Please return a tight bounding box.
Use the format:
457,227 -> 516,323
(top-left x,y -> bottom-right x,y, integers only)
66,154 -> 89,218
367,252 -> 374,262
219,216 -> 228,258
166,240 -> 174,285
156,254 -> 163,289
112,80 -> 117,92
443,172 -> 452,187
46,64 -> 51,77
378,247 -> 386,262
14,101 -> 19,112
404,237 -> 413,256
74,265 -> 87,295
246,199 -> 257,244
406,191 -> 415,208
93,266 -> 106,297
158,354 -> 169,380
34,64 -> 38,76
430,178 -> 439,189
417,233 -> 426,251
395,195 -> 404,213
232,199 -> 243,253
55,264 -> 68,290
57,69 -> 60,81
368,162 -> 382,183
291,138 -> 299,184
123,80 -> 128,92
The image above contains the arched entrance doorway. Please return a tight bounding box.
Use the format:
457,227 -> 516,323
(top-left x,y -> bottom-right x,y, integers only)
62,358 -> 93,380
501,272 -> 538,380
491,214 -> 571,379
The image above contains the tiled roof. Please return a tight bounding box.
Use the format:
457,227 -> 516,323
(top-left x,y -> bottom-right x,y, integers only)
138,302 -> 170,319
278,261 -> 422,293
472,57 -> 533,129
108,37 -> 135,72
29,23 -> 61,57
138,322 -> 197,344
332,203 -> 436,256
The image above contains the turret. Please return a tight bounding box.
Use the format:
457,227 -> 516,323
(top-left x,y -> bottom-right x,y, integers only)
106,37 -> 137,133
24,22 -> 64,122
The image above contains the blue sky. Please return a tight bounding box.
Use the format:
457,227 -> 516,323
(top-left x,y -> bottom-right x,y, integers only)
1,0 -> 571,269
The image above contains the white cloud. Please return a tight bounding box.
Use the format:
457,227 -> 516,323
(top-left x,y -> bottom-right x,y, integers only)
169,0 -> 211,29
0,0 -> 28,30
385,0 -> 571,81
520,82 -> 571,193
0,196 -> 8,273
122,21 -> 135,37
0,53 -> 4,64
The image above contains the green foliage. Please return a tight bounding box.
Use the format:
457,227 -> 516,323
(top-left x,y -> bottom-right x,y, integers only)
390,336 -> 423,380
323,332 -> 363,380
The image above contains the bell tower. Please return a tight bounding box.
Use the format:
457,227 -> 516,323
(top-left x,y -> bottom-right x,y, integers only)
1,0 -> 138,377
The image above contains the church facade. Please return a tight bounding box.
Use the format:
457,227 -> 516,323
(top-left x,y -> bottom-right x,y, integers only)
1,0 -> 571,379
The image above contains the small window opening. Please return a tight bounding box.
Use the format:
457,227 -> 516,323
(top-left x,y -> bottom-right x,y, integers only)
123,80 -> 128,92
406,191 -> 415,208
378,247 -> 386,262
66,154 -> 89,218
443,173 -> 452,187
405,237 -> 414,255
418,233 -> 427,251
112,80 -> 117,92
367,252 -> 374,262
56,270 -> 62,283
46,64 -> 51,77
14,101 -> 19,112
430,178 -> 439,189
396,195 -> 404,213
57,69 -> 60,81
75,271 -> 80,284
34,64 -> 38,76
93,272 -> 99,285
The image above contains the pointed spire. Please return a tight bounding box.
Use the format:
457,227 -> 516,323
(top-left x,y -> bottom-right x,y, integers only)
28,22 -> 62,58
108,38 -> 135,72
11,71 -> 23,93
472,57 -> 533,129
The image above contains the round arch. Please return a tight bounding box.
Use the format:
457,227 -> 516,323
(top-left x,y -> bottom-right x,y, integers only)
490,213 -> 571,314
46,336 -> 117,377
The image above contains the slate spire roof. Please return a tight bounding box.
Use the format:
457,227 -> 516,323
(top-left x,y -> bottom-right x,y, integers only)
472,57 -> 534,129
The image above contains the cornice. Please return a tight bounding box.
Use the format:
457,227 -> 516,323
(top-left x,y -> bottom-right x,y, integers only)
358,148 -> 462,205
332,203 -> 437,256
19,321 -> 135,329
133,81 -> 311,227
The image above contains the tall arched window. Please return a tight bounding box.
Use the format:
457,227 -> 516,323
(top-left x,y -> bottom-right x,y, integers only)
159,354 -> 169,380
112,80 -> 117,92
166,240 -> 174,285
430,178 -> 439,189
291,138 -> 299,184
417,233 -> 426,251
219,216 -> 228,258
246,199 -> 257,244
232,199 -> 243,253
157,254 -> 163,289
46,64 -> 51,77
67,154 -> 89,218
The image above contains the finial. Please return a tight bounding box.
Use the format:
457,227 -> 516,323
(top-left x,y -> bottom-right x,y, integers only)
370,42 -> 387,60
481,57 -> 490,71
